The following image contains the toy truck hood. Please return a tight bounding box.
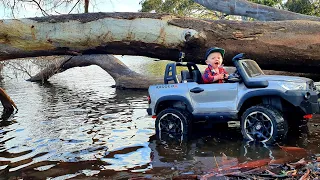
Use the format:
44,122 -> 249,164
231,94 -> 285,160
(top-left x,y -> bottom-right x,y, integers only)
251,75 -> 311,82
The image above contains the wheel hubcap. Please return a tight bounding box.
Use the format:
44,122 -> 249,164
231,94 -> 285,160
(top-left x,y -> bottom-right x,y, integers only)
255,122 -> 262,130
244,111 -> 273,142
158,113 -> 183,135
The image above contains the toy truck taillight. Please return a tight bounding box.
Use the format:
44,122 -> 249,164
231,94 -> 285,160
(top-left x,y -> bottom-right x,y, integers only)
147,95 -> 151,104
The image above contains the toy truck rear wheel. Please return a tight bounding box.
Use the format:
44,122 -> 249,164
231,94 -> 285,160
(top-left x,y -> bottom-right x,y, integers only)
241,105 -> 288,144
155,108 -> 191,141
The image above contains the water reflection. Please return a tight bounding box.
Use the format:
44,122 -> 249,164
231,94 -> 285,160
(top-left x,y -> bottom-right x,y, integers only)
148,127 -> 313,175
0,65 -> 153,178
0,86 -> 153,178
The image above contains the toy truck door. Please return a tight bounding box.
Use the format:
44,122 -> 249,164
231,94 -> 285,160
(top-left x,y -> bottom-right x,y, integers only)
187,82 -> 238,114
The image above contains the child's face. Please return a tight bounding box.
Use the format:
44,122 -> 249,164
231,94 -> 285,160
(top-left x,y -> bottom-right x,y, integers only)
206,52 -> 223,69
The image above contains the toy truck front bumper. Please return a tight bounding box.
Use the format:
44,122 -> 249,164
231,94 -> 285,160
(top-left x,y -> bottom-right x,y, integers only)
284,90 -> 320,115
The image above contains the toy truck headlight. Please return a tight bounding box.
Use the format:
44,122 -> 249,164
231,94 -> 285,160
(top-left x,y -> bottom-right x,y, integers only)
278,82 -> 307,90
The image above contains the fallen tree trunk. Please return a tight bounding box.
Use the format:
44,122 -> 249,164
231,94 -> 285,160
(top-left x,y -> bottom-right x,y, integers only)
193,0 -> 320,21
29,55 -> 320,90
0,13 -> 320,74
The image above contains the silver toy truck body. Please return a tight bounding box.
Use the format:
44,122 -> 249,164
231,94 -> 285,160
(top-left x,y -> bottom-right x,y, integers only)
147,54 -> 320,143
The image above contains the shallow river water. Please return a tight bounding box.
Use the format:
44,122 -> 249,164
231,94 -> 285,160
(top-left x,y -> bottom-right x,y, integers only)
0,56 -> 319,179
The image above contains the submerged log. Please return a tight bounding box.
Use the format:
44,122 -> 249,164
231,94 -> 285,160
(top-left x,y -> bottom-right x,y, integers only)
0,13 -> 320,74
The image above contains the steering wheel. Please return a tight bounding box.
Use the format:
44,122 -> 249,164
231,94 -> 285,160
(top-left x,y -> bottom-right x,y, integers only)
225,71 -> 241,83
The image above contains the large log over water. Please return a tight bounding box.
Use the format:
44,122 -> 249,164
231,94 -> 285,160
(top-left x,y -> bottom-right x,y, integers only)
0,12 -> 320,73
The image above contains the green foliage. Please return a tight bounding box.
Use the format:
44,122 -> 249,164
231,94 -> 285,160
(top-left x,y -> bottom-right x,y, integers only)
139,0 -> 217,19
285,0 -> 320,16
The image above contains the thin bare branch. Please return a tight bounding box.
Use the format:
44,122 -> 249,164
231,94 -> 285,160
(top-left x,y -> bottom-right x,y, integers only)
68,0 -> 81,14
31,0 -> 49,16
54,10 -> 63,14
11,0 -> 16,18
6,61 -> 32,77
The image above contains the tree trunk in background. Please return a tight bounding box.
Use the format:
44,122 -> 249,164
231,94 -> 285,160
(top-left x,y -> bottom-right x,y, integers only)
193,0 -> 320,21
28,54 -> 163,89
0,13 -> 320,74
84,0 -> 89,13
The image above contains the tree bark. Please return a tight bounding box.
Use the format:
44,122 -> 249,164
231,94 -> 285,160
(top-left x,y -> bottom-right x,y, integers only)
26,57 -> 71,83
0,13 -> 320,74
193,0 -> 320,21
28,54 -> 163,89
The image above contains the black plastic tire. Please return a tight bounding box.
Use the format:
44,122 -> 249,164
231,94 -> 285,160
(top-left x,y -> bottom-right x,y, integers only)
241,105 -> 288,144
155,108 -> 191,141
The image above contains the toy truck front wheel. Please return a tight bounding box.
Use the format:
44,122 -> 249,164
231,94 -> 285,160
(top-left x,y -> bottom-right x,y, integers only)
241,105 -> 288,144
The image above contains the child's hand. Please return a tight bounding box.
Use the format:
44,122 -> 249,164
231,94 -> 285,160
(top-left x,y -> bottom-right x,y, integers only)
217,74 -> 225,80
224,74 -> 229,79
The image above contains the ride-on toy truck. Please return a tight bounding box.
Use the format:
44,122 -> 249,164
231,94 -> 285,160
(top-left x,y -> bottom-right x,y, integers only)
147,54 -> 320,144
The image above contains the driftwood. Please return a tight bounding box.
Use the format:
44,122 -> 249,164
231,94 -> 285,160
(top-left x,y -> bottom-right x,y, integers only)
0,13 -> 320,74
